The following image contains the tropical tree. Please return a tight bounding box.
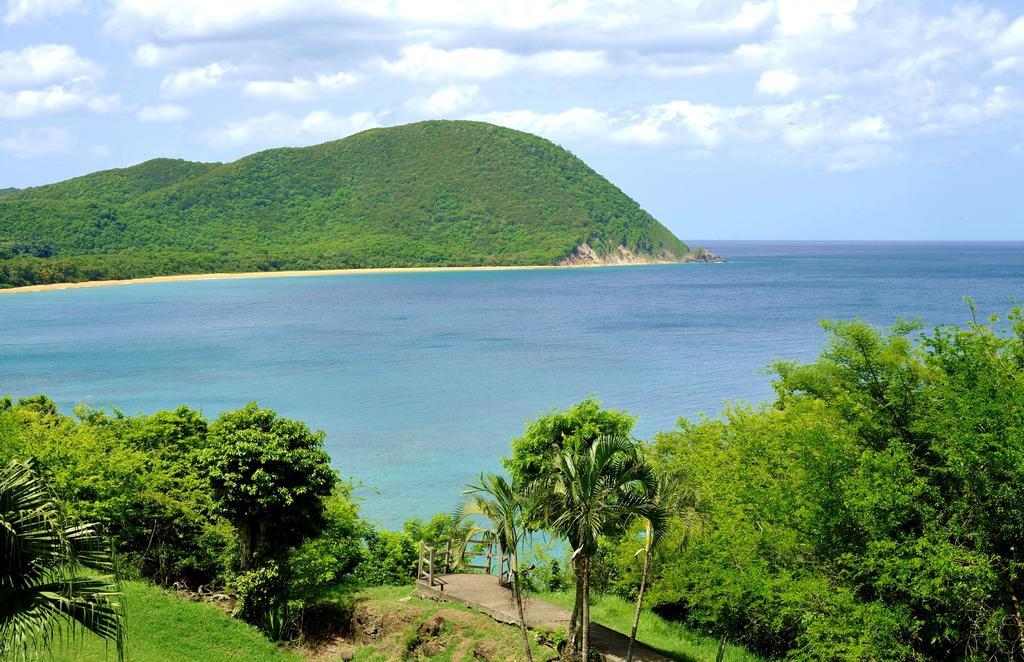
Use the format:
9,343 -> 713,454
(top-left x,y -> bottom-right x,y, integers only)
460,472 -> 534,662
0,459 -> 126,661
204,403 -> 336,570
504,398 -> 636,489
625,473 -> 704,662
540,435 -> 659,661
504,399 -> 637,654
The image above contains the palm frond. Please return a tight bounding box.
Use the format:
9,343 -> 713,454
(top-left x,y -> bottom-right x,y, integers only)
0,459 -> 126,662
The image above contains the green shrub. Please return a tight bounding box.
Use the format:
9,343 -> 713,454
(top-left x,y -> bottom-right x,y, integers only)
355,529 -> 418,586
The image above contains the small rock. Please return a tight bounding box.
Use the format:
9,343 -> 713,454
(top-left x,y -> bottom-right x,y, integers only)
472,641 -> 498,661
337,645 -> 354,661
417,614 -> 446,638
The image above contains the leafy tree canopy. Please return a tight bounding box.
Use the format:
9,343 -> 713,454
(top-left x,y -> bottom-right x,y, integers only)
504,397 -> 636,487
204,403 -> 336,568
635,309 -> 1024,660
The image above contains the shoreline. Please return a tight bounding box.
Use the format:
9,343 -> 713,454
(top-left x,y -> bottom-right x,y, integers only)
0,261 -> 684,295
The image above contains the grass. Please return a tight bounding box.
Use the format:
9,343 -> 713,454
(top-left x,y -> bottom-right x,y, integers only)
536,590 -> 763,662
45,581 -> 300,662
345,584 -> 553,662
33,580 -> 762,662
36,581 -> 554,662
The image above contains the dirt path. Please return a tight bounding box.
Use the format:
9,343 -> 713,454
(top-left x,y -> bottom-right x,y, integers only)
417,574 -> 675,662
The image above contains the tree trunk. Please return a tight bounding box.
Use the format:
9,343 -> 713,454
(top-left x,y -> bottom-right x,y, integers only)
582,556 -> 591,662
1010,586 -> 1024,654
568,555 -> 584,656
512,559 -> 534,662
626,542 -> 653,662
239,520 -> 254,571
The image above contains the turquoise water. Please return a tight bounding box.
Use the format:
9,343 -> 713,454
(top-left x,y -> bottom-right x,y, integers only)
1,241 -> 1022,525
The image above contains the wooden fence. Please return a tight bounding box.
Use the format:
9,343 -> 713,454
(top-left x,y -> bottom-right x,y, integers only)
416,532 -> 513,590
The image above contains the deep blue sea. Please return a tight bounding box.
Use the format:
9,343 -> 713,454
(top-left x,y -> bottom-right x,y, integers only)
2,241 -> 1022,525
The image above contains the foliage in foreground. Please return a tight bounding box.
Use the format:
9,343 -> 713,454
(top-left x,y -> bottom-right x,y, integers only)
0,459 -> 125,661
0,397 -> 458,644
0,120 -> 692,288
595,308 -> 1024,660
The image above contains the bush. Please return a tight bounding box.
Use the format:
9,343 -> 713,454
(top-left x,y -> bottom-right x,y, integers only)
640,311 -> 1024,659
355,529 -> 418,586
233,560 -> 296,640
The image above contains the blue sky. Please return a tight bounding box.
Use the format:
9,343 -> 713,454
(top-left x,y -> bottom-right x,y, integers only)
1,0 -> 1023,240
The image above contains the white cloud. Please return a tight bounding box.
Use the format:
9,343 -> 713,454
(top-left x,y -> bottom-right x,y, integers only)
990,56 -> 1023,76
102,0 -> 781,44
105,0 -> 294,39
0,85 -> 117,119
104,0 -> 591,38
138,103 -> 190,122
383,44 -> 518,80
777,0 -> 858,36
5,0 -> 1024,178
3,0 -> 80,24
0,127 -> 72,158
86,94 -> 121,113
91,144 -> 111,157
204,109 -> 382,150
527,50 -> 607,76
994,15 -> 1024,52
628,101 -> 734,147
471,107 -> 614,143
243,71 -> 361,102
756,69 -> 799,97
843,115 -> 891,141
0,44 -> 98,88
916,86 -> 1019,135
369,0 -> 590,31
473,93 -> 901,171
411,84 -> 479,115
160,62 -> 233,98
382,44 -> 606,80
133,43 -> 165,67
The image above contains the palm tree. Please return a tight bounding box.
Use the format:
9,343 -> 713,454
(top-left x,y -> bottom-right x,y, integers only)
461,472 -> 534,662
540,435 -> 659,661
0,459 -> 126,662
625,473 -> 705,662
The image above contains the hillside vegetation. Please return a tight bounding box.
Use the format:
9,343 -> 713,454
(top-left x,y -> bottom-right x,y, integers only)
46,583 -> 556,662
0,120 -> 699,288
45,582 -> 299,662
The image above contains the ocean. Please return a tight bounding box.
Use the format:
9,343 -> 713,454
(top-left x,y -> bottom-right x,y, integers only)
2,241 -> 1022,525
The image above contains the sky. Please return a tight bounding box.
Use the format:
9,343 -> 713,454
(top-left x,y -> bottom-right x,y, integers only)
1,0 -> 1023,240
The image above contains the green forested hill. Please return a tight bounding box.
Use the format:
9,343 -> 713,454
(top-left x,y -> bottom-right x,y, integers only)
0,120 -> 696,288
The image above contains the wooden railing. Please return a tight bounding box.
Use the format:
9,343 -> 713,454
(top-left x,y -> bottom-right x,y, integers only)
417,542 -> 448,590
417,533 -> 513,589
462,534 -> 498,574
498,547 -> 512,588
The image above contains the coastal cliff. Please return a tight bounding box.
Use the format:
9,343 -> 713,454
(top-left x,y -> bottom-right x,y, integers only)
558,242 -> 723,266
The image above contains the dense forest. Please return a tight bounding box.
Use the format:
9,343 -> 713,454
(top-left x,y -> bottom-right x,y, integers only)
0,121 -> 698,289
4,307 -> 1023,660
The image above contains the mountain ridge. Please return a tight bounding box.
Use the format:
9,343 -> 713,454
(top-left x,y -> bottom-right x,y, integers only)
0,120 -> 714,288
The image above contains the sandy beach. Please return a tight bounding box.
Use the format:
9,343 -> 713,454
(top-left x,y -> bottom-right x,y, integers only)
0,263 -> 630,295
